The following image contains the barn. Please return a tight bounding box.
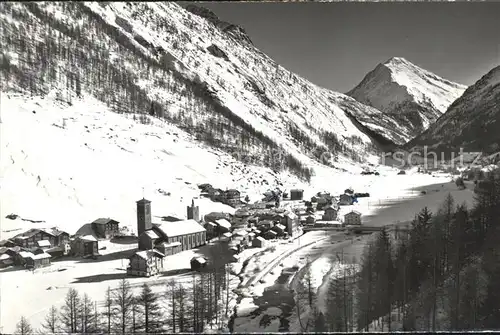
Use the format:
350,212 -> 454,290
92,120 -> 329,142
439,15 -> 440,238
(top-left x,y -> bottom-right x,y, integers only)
71,235 -> 99,258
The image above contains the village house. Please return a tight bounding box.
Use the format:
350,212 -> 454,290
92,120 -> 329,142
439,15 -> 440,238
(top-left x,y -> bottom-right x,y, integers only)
282,211 -> 300,236
344,188 -> 354,195
305,215 -> 316,225
0,239 -> 17,248
205,222 -> 218,238
251,202 -> 268,210
316,196 -> 330,206
18,251 -> 33,267
322,206 -> 338,221
207,188 -> 224,202
344,210 -> 362,226
0,253 -> 13,267
252,236 -> 267,248
91,218 -> 120,239
233,229 -> 249,243
26,252 -> 52,269
272,224 -> 286,236
224,189 -> 241,207
228,242 -> 241,254
235,208 -> 251,218
137,198 -> 207,252
339,194 -> 354,206
127,250 -> 165,277
0,246 -> 22,266
186,199 -> 201,222
264,230 -> 278,240
257,219 -> 274,231
222,232 -> 233,240
247,216 -> 259,227
45,243 -> 71,258
13,228 -> 69,249
204,212 -> 232,224
215,219 -> 232,233
290,189 -> 304,201
0,247 -> 16,268
71,235 -> 99,258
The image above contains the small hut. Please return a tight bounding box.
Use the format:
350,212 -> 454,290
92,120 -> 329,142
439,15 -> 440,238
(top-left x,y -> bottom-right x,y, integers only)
191,257 -> 208,271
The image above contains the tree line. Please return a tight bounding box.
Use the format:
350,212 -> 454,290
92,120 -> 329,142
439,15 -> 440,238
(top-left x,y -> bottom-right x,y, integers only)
15,264 -> 233,335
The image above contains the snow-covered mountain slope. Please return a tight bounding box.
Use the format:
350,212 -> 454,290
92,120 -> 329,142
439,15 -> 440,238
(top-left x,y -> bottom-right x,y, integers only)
347,57 -> 467,143
0,92 -> 298,238
406,65 -> 500,154
0,1 -> 396,183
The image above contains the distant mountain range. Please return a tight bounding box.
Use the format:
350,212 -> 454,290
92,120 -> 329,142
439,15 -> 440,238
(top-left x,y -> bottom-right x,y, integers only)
347,57 -> 466,144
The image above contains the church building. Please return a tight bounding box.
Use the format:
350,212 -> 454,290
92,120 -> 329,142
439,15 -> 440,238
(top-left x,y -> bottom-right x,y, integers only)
136,198 -> 206,253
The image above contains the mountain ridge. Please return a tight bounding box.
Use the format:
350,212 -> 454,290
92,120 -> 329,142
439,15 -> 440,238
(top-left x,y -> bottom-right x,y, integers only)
406,65 -> 500,155
347,56 -> 467,143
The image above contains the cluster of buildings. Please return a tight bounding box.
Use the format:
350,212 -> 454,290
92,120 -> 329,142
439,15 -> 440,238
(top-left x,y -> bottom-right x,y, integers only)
299,190 -> 363,227
198,183 -> 242,208
0,217 -> 127,270
0,182 -> 366,277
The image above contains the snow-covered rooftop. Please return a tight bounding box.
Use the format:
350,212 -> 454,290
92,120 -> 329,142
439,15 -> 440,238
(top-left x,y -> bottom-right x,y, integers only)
37,240 -> 51,248
144,230 -> 160,239
155,219 -> 206,238
215,218 -> 231,229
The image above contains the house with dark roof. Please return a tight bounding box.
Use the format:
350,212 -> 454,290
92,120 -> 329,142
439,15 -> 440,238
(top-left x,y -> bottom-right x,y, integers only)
282,211 -> 300,237
344,210 -> 362,226
13,228 -> 69,249
322,206 -> 338,221
223,189 -> 241,207
339,194 -> 354,206
191,257 -> 208,271
91,218 -> 120,239
26,252 -> 52,269
290,189 -> 304,201
127,250 -> 165,277
215,219 -> 231,233
71,235 -> 99,258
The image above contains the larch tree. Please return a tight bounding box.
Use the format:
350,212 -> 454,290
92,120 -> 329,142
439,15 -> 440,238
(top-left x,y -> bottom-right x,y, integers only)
112,279 -> 135,334
102,286 -> 114,334
15,316 -> 33,335
60,287 -> 82,333
137,282 -> 164,333
41,305 -> 59,334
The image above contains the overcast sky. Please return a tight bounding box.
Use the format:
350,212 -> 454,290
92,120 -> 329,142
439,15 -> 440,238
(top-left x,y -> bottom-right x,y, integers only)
189,2 -> 500,93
